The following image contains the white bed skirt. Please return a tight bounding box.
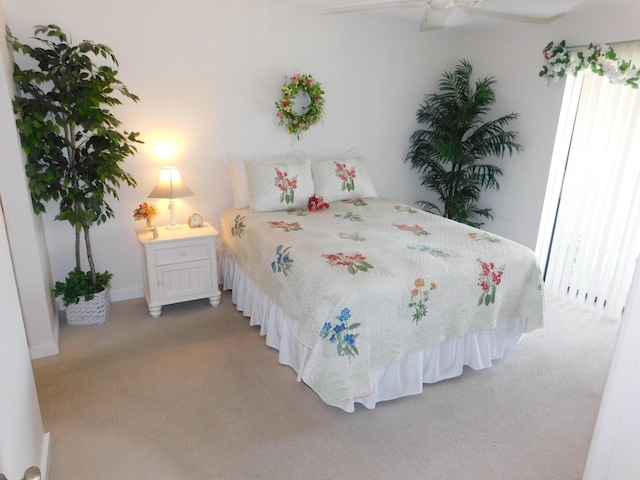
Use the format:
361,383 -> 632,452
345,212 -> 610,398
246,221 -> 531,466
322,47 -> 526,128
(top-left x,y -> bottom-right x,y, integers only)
222,254 -> 528,412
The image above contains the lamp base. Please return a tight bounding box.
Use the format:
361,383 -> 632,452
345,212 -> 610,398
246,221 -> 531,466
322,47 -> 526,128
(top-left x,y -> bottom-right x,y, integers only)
165,200 -> 182,230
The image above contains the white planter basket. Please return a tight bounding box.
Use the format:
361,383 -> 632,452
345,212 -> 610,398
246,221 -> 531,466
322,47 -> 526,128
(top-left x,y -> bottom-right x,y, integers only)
65,288 -> 111,326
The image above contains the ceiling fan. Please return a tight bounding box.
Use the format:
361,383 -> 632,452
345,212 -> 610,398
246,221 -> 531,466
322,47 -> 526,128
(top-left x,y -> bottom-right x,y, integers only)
322,0 -> 565,31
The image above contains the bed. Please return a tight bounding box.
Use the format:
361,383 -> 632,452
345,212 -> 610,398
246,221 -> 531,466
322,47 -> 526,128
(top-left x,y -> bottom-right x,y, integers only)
221,155 -> 544,412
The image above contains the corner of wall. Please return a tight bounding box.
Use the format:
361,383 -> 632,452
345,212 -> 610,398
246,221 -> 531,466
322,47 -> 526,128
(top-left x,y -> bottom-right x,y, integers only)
0,8 -> 59,359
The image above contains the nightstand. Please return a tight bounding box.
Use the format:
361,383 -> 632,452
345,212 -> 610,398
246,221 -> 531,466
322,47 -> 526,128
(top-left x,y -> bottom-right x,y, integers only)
136,222 -> 221,318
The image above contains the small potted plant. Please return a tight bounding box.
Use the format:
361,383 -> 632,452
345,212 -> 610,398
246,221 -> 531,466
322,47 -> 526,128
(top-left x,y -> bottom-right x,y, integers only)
8,24 -> 142,325
53,269 -> 114,325
133,202 -> 159,229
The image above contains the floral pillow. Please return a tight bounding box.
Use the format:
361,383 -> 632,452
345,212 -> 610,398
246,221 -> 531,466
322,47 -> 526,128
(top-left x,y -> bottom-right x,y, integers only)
245,159 -> 315,212
311,156 -> 378,203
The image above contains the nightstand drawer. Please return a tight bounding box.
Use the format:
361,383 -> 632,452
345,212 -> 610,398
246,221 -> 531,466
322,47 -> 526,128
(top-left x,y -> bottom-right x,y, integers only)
154,242 -> 210,266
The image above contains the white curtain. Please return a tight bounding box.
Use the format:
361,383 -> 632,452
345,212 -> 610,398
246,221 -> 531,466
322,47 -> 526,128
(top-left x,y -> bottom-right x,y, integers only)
537,44 -> 640,318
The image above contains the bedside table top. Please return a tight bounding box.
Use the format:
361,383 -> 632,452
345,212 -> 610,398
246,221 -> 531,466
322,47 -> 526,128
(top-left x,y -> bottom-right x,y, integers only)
136,222 -> 219,244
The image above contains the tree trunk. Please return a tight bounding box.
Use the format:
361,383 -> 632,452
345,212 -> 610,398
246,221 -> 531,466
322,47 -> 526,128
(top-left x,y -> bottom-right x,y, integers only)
74,226 -> 81,270
84,227 -> 96,285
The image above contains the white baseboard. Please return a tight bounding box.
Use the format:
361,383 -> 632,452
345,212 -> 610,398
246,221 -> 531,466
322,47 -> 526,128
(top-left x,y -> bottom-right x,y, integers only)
40,432 -> 51,480
29,304 -> 60,360
29,342 -> 59,360
110,287 -> 144,302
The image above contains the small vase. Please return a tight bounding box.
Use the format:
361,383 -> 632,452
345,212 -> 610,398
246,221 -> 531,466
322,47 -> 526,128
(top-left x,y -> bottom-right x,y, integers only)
145,218 -> 154,230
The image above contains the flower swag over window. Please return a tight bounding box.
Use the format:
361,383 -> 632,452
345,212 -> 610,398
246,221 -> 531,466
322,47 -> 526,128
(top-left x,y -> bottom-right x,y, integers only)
275,73 -> 325,140
540,40 -> 640,88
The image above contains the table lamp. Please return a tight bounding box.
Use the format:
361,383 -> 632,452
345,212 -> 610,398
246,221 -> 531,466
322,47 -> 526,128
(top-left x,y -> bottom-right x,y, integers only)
148,166 -> 194,229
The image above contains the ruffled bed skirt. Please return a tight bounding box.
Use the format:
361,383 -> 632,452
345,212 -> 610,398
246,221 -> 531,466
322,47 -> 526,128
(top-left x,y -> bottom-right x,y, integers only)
222,254 -> 529,412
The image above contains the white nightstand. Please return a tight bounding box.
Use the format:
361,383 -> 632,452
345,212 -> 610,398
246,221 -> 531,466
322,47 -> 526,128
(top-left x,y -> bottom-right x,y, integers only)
136,222 -> 221,318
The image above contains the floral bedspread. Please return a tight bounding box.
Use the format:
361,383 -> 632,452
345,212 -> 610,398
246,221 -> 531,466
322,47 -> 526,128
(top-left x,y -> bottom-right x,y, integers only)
221,198 -> 544,404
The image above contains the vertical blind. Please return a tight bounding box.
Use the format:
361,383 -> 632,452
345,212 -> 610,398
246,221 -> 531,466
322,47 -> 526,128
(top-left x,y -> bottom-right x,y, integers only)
537,44 -> 640,318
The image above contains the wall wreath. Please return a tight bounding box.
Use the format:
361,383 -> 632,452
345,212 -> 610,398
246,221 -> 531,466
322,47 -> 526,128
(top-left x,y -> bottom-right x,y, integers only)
275,73 -> 325,140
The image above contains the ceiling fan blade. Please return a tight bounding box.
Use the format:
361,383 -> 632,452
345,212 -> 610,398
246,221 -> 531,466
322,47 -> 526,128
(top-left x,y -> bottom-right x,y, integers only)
323,0 -> 425,14
419,4 -> 453,30
461,5 -> 563,24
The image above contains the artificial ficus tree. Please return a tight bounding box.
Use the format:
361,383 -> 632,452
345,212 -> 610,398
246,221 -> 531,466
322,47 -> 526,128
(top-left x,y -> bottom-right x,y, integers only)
7,24 -> 141,303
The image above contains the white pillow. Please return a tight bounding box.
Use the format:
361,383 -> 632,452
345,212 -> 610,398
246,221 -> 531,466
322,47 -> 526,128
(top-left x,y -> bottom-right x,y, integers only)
311,156 -> 378,203
226,155 -> 252,209
246,159 -> 315,212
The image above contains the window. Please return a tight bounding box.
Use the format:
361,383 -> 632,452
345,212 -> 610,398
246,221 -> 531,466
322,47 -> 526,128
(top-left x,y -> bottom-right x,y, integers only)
536,44 -> 640,318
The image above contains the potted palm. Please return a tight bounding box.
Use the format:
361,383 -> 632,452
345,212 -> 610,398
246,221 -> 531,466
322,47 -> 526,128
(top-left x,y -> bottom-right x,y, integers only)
405,60 -> 522,228
7,24 -> 141,325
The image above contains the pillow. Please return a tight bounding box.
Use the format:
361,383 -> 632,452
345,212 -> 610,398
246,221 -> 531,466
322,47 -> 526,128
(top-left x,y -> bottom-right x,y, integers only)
226,155 -> 252,209
246,159 -> 315,212
311,156 -> 378,203
226,151 -> 309,209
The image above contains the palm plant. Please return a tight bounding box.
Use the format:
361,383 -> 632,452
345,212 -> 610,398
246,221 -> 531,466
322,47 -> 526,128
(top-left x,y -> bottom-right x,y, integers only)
405,60 -> 522,228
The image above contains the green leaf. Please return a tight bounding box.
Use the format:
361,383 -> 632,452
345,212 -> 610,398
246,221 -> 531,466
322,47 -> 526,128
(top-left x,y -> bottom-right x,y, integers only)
405,59 -> 521,227
9,24 -> 141,280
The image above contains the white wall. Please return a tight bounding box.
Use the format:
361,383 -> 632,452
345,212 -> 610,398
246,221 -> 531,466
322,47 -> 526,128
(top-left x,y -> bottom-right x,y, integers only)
583,258 -> 640,479
1,0 -> 638,298
0,0 -> 58,358
2,0 -> 458,301
0,188 -> 49,480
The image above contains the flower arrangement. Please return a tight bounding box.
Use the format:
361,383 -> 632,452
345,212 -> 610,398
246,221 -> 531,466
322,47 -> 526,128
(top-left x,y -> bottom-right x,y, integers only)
408,277 -> 437,323
275,73 -> 325,140
307,194 -> 330,211
320,307 -> 361,359
133,202 -> 158,227
337,211 -> 363,222
231,214 -> 246,238
395,205 -> 418,214
322,252 -> 373,275
343,198 -> 368,207
338,232 -> 365,242
271,244 -> 294,276
269,220 -> 303,232
334,161 -> 356,191
478,261 -> 504,306
274,167 -> 298,204
394,223 -> 430,236
540,40 -> 640,88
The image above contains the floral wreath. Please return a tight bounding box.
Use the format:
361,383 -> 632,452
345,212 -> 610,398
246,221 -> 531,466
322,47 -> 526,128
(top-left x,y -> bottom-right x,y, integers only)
275,73 -> 325,140
540,40 -> 640,88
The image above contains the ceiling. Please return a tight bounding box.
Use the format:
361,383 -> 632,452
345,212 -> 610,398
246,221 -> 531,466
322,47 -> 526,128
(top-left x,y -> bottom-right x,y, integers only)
280,0 -> 632,30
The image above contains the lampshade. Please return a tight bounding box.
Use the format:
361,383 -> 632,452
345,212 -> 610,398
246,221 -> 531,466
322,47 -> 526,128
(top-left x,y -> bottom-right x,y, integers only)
148,166 -> 194,199
148,166 -> 194,229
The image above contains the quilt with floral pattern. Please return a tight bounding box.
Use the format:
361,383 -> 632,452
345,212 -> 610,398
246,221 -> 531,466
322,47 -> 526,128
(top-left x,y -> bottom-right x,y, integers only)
221,198 -> 544,404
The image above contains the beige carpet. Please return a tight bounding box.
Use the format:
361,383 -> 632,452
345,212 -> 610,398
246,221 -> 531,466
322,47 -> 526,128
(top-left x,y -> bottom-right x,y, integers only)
32,290 -> 620,480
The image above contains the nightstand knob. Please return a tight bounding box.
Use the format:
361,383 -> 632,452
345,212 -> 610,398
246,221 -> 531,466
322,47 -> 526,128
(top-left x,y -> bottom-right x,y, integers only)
180,251 -> 187,257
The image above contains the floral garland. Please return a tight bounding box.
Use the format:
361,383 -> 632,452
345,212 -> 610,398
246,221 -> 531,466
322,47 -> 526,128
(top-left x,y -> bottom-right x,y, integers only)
540,40 -> 640,88
275,73 -> 325,140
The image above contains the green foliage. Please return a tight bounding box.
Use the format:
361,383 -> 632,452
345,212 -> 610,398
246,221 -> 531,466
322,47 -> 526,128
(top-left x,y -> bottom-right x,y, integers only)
540,40 -> 640,88
53,268 -> 113,307
405,60 -> 522,228
6,24 -> 141,299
